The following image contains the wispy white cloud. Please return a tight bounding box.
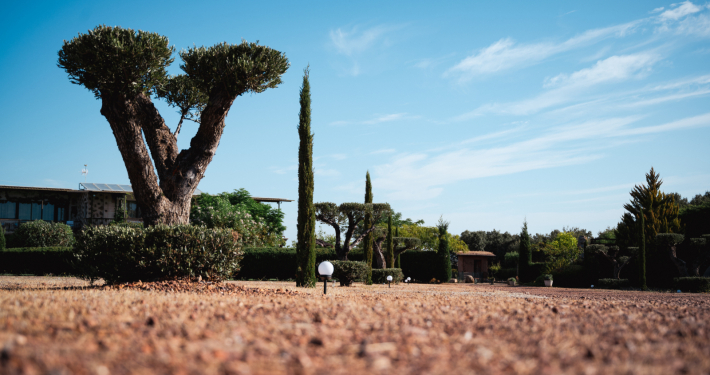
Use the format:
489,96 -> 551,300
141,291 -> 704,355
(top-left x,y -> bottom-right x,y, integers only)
445,21 -> 640,81
330,113 -> 420,126
371,113 -> 710,201
659,1 -> 702,21
328,24 -> 402,76
455,52 -> 660,119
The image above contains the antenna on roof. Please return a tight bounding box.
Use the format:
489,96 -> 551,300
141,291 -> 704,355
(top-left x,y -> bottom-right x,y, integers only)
81,164 -> 88,184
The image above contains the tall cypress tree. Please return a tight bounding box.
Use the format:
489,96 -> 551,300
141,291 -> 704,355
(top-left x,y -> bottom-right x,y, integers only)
395,227 -> 401,268
386,214 -> 394,268
640,205 -> 647,290
437,216 -> 452,282
518,220 -> 531,281
296,67 -> 316,288
363,171 -> 374,284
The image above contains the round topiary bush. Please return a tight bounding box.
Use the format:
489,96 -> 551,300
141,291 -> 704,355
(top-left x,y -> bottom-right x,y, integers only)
330,260 -> 368,286
14,220 -> 74,248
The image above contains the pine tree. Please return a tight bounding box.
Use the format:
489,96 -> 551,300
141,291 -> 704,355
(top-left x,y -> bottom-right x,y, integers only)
363,171 -> 374,284
518,220 -> 531,281
296,67 -> 316,288
386,214 -> 394,268
616,167 -> 681,247
437,216 -> 452,282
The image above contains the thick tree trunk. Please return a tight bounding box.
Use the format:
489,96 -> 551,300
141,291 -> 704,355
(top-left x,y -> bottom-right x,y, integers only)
99,90 -> 234,226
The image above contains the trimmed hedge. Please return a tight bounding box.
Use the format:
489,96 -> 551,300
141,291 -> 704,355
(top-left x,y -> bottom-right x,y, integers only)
551,265 -> 587,288
0,247 -> 74,275
597,278 -> 630,289
0,225 -> 5,251
674,277 -> 710,293
236,248 -> 436,282
331,260 -> 368,286
372,268 -> 404,284
495,267 -> 517,280
14,220 -> 74,248
73,224 -> 242,284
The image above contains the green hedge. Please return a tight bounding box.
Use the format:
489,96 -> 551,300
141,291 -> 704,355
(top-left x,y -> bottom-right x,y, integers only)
372,268 -> 403,284
332,260 -> 368,286
14,220 -> 74,248
0,247 -> 74,275
495,267 -> 517,280
597,278 -> 630,289
236,248 -> 436,282
551,265 -> 587,288
73,224 -> 242,284
674,277 -> 710,293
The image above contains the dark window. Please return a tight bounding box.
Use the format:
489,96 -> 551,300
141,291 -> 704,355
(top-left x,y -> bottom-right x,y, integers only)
19,203 -> 31,220
0,201 -> 16,219
127,202 -> 141,218
42,204 -> 54,221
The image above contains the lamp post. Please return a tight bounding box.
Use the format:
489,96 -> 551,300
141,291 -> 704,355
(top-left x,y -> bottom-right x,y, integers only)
405,277 -> 411,284
386,275 -> 393,288
318,261 -> 334,294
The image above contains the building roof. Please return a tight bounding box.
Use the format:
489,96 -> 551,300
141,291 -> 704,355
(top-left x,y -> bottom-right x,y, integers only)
457,251 -> 496,257
80,182 -> 203,195
0,185 -> 76,193
251,197 -> 294,203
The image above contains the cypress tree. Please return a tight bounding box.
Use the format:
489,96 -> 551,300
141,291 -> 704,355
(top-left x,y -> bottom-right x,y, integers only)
640,206 -> 647,290
0,225 -> 5,252
395,227 -> 401,268
437,216 -> 452,282
363,171 -> 374,284
296,66 -> 316,288
386,214 -> 394,268
518,220 -> 531,281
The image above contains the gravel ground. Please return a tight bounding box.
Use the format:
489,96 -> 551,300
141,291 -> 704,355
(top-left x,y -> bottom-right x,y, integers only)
1,276 -> 708,375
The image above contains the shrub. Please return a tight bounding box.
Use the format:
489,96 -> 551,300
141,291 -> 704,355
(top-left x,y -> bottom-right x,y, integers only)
597,278 -> 630,289
507,277 -> 516,283
109,221 -> 144,229
73,225 -> 242,284
674,277 -> 710,293
372,268 -> 403,284
0,247 -> 74,275
331,260 -> 368,286
495,267 -> 517,280
551,265 -> 587,288
543,274 -> 553,280
14,220 -> 74,248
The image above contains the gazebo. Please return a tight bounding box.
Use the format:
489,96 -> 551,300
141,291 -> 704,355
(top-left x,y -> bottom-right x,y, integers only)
457,251 -> 496,281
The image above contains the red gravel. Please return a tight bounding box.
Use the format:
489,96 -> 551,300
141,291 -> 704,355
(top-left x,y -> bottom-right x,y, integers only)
1,277 -> 708,375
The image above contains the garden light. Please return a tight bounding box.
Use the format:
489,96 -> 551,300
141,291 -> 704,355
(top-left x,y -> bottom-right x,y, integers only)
387,275 -> 393,288
318,261 -> 334,294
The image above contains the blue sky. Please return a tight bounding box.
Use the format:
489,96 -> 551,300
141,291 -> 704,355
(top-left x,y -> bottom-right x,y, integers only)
1,0 -> 709,242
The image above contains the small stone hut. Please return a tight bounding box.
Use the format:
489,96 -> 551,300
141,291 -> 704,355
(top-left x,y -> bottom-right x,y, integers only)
456,251 -> 496,281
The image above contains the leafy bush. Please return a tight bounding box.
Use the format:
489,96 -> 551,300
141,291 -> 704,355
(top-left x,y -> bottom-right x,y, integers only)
674,277 -> 710,293
109,221 -> 144,229
504,251 -> 519,267
543,274 -> 553,280
0,225 -> 5,251
331,260 -> 368,286
495,267 -> 517,280
372,268 -> 403,284
541,232 -> 579,274
73,225 -> 242,284
14,220 -> 74,248
191,190 -> 285,246
597,278 -> 630,289
0,247 -> 73,275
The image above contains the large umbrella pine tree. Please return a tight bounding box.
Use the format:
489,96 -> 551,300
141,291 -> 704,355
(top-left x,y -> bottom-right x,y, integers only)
58,26 -> 289,225
296,67 -> 316,287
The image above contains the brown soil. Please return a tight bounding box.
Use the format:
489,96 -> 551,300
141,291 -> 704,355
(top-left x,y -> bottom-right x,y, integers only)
1,277 -> 708,375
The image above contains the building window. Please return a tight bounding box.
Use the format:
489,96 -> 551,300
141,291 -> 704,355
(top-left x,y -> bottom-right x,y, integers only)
127,202 -> 141,218
0,201 -> 16,219
17,202 -> 58,221
19,203 -> 31,220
